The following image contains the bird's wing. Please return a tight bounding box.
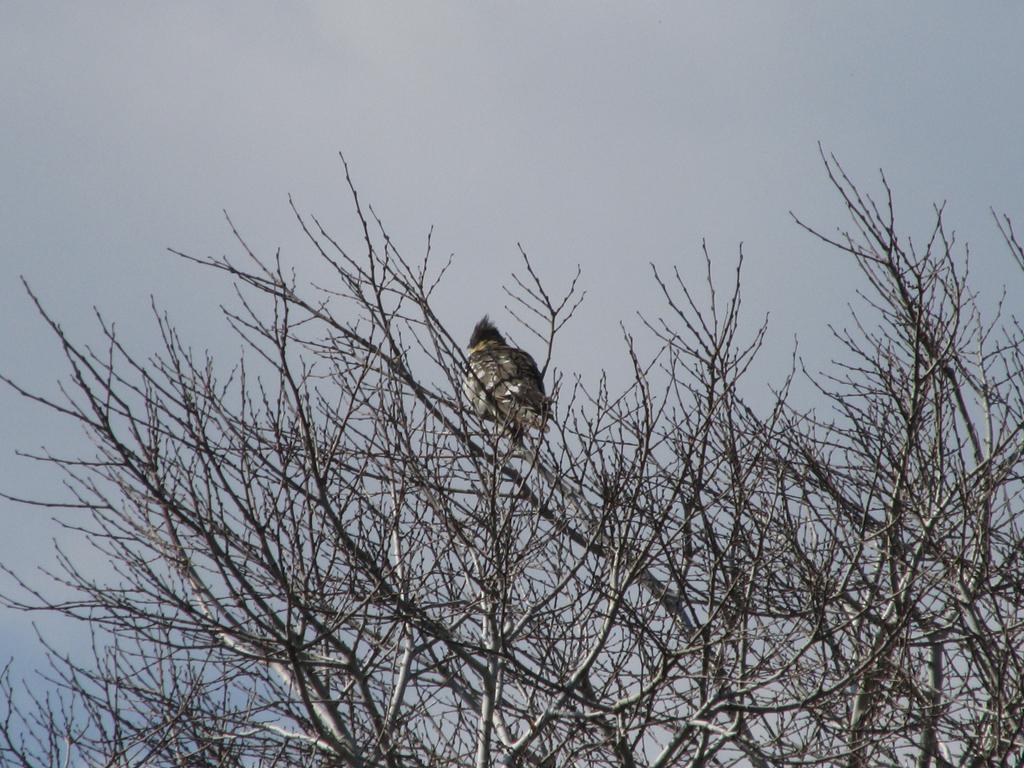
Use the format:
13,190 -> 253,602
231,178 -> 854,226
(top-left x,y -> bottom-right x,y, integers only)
502,348 -> 549,412
467,347 -> 547,413
464,344 -> 550,433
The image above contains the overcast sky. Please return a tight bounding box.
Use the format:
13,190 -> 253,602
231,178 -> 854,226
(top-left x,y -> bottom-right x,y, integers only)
2,3 -> 1022,675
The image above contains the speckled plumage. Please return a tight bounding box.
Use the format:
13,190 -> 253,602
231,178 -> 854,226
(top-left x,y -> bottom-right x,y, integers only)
463,316 -> 550,434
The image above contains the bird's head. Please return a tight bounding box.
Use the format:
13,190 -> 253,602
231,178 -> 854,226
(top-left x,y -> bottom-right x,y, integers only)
468,316 -> 506,351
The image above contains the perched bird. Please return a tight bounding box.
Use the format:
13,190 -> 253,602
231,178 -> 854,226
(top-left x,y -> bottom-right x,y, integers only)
463,316 -> 550,435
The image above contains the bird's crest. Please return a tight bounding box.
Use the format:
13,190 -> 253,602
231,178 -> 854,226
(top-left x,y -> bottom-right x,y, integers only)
468,315 -> 507,350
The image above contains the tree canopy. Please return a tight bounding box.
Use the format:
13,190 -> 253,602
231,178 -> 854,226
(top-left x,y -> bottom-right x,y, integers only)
3,156 -> 1024,767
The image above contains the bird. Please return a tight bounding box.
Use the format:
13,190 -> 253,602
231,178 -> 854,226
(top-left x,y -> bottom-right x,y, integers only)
463,316 -> 550,436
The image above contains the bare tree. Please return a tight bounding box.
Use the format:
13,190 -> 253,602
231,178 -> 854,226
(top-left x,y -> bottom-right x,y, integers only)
3,154 -> 1024,767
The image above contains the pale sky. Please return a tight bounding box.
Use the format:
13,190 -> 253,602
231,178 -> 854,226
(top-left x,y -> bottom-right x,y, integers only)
2,3 -> 1022,673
